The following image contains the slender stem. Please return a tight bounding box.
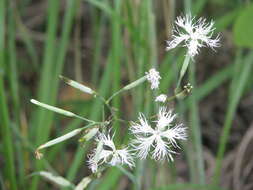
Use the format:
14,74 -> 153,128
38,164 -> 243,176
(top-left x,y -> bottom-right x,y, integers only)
189,60 -> 205,184
95,93 -> 114,115
106,89 -> 124,104
183,0 -> 205,184
167,88 -> 190,102
73,114 -> 97,123
175,54 -> 191,93
184,0 -> 192,14
106,76 -> 147,104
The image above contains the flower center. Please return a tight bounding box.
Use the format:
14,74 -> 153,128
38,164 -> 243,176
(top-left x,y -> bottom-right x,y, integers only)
154,130 -> 161,137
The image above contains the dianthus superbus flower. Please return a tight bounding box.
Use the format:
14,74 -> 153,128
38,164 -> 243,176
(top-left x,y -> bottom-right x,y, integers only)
130,107 -> 187,161
87,132 -> 134,173
166,14 -> 220,57
145,68 -> 161,90
156,106 -> 177,130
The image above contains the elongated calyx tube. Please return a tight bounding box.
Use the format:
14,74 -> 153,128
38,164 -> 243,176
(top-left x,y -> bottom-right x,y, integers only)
30,99 -> 75,117
59,75 -> 95,95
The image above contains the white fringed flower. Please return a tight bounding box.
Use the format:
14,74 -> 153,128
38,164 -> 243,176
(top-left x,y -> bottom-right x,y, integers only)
155,94 -> 167,103
166,14 -> 220,57
130,107 -> 187,161
156,106 -> 177,130
145,68 -> 161,90
87,132 -> 134,173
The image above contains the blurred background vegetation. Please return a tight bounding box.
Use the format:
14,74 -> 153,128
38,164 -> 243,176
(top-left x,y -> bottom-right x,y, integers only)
1,0 -> 253,189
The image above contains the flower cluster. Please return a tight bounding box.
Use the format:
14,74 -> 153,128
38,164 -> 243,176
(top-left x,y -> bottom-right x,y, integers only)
31,14 -> 219,175
28,13 -> 221,189
87,106 -> 187,173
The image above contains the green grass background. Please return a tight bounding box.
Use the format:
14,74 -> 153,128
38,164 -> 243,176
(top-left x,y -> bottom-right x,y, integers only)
1,0 -> 253,189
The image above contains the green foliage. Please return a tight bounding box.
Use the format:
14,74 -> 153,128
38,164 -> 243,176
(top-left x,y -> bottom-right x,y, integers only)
1,0 -> 253,190
0,0 -> 17,189
213,51 -> 253,185
233,3 -> 253,48
151,183 -> 227,190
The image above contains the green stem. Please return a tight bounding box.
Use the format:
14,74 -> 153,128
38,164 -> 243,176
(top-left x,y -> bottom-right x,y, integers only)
189,62 -> 205,184
175,54 -> 191,93
95,93 -> 114,116
106,76 -> 147,104
73,114 -> 98,123
110,0 -> 122,143
183,0 -> 205,184
184,0 -> 192,14
106,89 -> 124,104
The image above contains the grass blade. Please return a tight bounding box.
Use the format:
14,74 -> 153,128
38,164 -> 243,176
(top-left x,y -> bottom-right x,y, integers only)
7,1 -> 26,187
150,183 -> 227,190
213,51 -> 253,185
30,0 -> 60,189
0,0 -> 17,189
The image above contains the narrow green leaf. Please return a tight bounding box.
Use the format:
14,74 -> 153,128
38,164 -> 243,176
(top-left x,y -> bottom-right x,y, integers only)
86,0 -> 113,16
0,0 -> 17,189
150,183 -> 227,190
